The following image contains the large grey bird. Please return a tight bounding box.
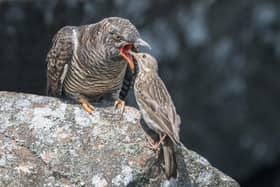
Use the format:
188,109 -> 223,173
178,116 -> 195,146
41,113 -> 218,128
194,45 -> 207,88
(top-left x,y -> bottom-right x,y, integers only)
46,17 -> 150,113
131,52 -> 181,179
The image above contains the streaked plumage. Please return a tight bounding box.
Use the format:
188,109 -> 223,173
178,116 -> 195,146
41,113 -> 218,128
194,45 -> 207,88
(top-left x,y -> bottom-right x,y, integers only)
132,52 -> 181,179
46,17 -> 150,113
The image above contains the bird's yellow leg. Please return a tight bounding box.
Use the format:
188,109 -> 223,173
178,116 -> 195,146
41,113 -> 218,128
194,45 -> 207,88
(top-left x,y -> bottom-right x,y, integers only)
79,98 -> 95,114
114,98 -> 126,113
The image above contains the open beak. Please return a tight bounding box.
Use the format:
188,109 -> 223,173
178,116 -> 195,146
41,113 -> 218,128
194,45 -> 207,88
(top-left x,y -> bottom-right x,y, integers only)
120,38 -> 151,73
120,44 -> 135,73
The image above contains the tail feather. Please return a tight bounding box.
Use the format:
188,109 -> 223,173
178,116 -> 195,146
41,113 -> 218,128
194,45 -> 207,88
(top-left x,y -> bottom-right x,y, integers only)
162,137 -> 177,179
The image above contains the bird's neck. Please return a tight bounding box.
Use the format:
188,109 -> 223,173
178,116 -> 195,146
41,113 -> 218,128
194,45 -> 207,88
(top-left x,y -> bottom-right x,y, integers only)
78,23 -> 104,50
135,71 -> 156,83
74,24 -> 125,74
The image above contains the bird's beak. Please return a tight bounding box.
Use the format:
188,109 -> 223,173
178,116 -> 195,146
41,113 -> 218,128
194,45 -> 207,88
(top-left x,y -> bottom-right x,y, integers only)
134,38 -> 152,50
128,50 -> 139,58
120,44 -> 135,73
120,38 -> 151,73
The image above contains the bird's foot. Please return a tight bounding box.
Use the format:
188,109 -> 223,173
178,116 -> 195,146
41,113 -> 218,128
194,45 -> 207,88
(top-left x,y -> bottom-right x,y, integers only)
146,135 -> 167,159
114,99 -> 126,113
79,98 -> 95,114
146,136 -> 161,159
158,134 -> 167,146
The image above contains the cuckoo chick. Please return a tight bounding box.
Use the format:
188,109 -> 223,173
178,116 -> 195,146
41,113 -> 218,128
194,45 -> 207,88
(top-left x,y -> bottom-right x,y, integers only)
46,17 -> 150,113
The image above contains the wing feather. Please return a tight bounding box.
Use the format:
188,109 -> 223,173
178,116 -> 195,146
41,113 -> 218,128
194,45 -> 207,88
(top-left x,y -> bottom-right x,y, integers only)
46,26 -> 75,96
137,76 -> 181,143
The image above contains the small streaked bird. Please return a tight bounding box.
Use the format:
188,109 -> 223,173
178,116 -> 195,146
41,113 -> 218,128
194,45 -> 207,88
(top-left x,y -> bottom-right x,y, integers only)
46,17 -> 150,113
131,52 -> 181,179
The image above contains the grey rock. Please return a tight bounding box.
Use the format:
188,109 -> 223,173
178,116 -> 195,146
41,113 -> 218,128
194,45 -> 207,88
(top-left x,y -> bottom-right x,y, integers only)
0,91 -> 239,187
1,2 -> 280,183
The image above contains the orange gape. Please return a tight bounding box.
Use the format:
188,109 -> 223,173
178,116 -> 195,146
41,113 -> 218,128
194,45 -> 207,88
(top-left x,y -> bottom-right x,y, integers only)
120,44 -> 134,73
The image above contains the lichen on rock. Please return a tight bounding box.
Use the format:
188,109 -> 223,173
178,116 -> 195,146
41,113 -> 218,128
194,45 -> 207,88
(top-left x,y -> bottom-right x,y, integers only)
0,91 -> 239,187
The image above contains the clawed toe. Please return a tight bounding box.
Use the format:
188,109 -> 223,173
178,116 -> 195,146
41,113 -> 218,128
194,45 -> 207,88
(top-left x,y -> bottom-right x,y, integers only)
114,99 -> 126,113
146,136 -> 161,159
80,98 -> 95,114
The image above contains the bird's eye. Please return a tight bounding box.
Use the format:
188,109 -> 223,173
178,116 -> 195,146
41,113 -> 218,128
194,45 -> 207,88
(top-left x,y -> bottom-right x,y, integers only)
142,54 -> 146,59
112,33 -> 122,41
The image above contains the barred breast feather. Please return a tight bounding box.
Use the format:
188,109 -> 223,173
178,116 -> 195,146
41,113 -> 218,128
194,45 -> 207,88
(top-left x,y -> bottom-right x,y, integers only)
47,24 -> 128,100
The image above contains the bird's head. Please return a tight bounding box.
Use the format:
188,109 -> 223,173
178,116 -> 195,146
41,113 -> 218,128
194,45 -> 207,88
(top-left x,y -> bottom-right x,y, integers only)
129,52 -> 158,74
100,17 -> 151,73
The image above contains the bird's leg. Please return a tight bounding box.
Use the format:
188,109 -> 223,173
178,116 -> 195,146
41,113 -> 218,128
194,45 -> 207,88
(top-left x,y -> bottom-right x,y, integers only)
158,134 -> 167,145
79,97 -> 95,114
146,134 -> 167,159
114,98 -> 126,113
146,136 -> 161,159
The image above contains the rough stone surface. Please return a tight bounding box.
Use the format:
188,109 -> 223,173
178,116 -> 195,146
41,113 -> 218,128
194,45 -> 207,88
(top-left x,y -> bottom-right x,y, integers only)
1,2 -> 280,185
0,91 -> 239,187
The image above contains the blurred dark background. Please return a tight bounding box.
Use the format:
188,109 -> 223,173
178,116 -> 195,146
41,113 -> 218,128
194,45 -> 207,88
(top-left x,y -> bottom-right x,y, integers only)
0,0 -> 279,186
